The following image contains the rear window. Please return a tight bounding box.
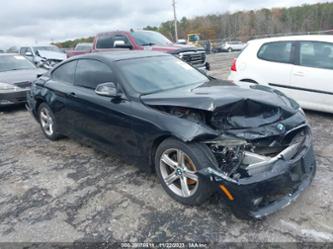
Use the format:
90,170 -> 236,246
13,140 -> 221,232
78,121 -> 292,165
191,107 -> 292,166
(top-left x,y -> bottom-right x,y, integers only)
258,41 -> 293,63
52,60 -> 77,84
96,35 -> 131,49
75,59 -> 113,89
299,41 -> 333,70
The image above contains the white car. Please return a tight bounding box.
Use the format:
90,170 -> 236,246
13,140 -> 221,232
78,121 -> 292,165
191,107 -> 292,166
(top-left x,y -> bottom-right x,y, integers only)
228,35 -> 333,113
222,41 -> 246,52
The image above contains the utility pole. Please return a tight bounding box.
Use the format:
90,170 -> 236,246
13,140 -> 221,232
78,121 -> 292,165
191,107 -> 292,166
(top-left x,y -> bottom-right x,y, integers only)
172,0 -> 178,41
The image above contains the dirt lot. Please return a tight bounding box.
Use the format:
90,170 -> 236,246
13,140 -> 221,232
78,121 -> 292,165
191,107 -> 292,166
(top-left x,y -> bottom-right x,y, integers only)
0,53 -> 332,244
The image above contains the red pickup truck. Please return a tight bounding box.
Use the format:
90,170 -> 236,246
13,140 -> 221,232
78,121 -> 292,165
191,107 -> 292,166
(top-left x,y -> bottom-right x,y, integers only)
68,30 -> 209,70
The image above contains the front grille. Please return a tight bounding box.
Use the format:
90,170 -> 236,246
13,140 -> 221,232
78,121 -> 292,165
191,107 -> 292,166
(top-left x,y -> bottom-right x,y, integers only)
180,51 -> 206,65
14,81 -> 32,89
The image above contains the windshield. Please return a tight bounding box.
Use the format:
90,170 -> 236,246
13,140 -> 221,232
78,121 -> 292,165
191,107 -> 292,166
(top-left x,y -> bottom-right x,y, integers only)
131,31 -> 172,46
117,56 -> 209,94
0,55 -> 35,72
32,46 -> 61,53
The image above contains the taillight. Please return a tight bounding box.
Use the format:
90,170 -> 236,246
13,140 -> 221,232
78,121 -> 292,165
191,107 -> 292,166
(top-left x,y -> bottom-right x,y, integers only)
231,58 -> 237,72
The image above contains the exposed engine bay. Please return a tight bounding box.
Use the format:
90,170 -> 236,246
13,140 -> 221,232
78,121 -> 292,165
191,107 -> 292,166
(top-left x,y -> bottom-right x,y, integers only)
205,126 -> 308,179
156,105 -> 308,181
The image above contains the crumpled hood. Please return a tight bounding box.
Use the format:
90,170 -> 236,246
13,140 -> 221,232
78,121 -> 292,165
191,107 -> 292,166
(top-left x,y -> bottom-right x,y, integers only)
141,80 -> 298,113
141,80 -> 301,129
0,68 -> 46,85
37,50 -> 66,61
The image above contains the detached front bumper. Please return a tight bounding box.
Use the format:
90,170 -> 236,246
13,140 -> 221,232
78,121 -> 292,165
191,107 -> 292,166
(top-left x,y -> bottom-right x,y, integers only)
199,128 -> 316,219
0,89 -> 30,106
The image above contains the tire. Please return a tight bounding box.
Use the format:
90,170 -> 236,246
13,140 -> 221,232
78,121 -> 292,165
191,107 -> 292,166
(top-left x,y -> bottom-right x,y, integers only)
228,47 -> 232,52
38,103 -> 61,141
155,138 -> 215,206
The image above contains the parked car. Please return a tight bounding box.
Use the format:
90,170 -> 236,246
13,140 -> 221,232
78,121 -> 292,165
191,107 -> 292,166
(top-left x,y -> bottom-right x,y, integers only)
19,45 -> 66,69
0,54 -> 46,106
219,41 -> 246,52
66,43 -> 93,58
26,51 -> 316,219
228,35 -> 333,113
78,30 -> 209,70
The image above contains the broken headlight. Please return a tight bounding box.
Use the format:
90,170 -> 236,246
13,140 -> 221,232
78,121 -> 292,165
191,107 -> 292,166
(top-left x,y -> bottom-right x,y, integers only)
205,137 -> 249,178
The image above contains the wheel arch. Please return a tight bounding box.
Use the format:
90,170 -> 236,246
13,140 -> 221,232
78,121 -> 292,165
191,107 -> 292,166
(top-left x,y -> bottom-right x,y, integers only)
35,97 -> 44,112
149,134 -> 220,173
149,135 -> 172,172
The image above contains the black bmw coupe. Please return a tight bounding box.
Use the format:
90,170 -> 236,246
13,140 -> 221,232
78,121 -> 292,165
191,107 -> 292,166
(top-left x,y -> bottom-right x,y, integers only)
26,51 -> 316,219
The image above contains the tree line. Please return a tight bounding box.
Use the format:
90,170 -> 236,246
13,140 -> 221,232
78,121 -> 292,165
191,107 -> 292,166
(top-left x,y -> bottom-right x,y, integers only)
55,2 -> 333,48
145,2 -> 333,41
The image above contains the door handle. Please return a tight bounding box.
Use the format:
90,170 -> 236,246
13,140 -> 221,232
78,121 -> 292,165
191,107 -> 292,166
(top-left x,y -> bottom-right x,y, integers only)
69,92 -> 77,97
294,72 -> 304,77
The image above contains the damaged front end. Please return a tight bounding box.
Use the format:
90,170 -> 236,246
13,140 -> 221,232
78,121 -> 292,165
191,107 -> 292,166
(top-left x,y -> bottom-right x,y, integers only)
143,83 -> 316,219
199,107 -> 316,219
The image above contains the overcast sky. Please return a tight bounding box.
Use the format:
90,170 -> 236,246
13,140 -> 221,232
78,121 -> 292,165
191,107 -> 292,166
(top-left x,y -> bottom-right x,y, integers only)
0,0 -> 328,49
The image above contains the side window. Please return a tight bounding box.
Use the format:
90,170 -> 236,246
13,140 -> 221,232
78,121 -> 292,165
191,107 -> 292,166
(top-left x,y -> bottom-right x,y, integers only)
300,41 -> 333,70
96,34 -> 131,49
52,60 -> 77,84
75,59 -> 113,89
258,42 -> 293,63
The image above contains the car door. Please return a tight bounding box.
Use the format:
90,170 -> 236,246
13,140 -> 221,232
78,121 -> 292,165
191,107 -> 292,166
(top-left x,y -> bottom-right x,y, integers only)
44,60 -> 79,134
289,41 -> 333,112
71,59 -> 140,157
256,41 -> 295,87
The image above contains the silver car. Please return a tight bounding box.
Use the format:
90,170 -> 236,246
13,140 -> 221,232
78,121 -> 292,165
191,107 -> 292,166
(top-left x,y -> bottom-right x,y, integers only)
221,41 -> 246,52
19,45 -> 66,68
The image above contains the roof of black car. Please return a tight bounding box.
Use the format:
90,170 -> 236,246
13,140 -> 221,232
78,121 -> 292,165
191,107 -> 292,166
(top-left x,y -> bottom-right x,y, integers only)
77,51 -> 169,62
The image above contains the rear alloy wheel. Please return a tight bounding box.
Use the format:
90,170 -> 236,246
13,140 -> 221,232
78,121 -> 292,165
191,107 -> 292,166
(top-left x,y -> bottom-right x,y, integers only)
155,138 -> 214,205
38,103 -> 61,140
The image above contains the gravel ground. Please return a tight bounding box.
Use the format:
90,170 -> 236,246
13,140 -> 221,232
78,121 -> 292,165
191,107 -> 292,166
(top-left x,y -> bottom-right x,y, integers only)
0,53 -> 332,244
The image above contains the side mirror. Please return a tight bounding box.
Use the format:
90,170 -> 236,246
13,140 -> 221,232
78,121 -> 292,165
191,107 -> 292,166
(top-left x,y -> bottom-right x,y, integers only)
114,40 -> 132,49
25,51 -> 33,56
95,82 -> 121,98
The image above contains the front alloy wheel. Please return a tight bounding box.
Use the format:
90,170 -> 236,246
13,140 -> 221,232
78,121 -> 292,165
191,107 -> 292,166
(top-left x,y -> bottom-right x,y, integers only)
38,103 -> 61,140
155,138 -> 214,205
160,148 -> 199,197
40,107 -> 54,136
